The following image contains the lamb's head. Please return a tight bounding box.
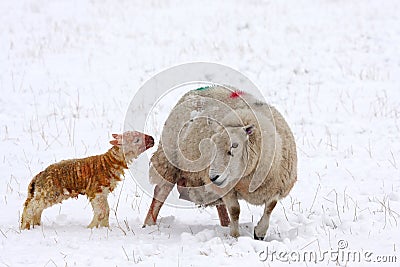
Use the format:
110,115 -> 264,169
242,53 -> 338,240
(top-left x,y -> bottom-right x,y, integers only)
209,125 -> 256,187
110,131 -> 154,162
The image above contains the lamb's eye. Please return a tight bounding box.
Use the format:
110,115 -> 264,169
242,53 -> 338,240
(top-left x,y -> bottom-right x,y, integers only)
134,138 -> 140,143
231,143 -> 238,148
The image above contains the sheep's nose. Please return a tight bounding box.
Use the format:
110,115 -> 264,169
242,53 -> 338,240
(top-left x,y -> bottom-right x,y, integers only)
210,175 -> 220,182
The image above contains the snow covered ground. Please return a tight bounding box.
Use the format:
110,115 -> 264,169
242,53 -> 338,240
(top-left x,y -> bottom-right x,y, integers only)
1,0 -> 400,266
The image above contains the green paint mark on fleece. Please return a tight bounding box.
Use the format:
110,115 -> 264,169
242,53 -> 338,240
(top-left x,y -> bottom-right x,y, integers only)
195,86 -> 211,91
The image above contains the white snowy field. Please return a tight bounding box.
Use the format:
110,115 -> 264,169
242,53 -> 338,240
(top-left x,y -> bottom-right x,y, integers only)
1,0 -> 400,266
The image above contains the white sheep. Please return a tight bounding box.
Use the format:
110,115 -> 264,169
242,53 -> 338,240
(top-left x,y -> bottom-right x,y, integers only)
21,131 -> 154,230
143,85 -> 297,240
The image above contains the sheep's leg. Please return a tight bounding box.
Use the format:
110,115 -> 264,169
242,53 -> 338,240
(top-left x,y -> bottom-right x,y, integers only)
223,192 -> 240,237
88,193 -> 110,228
254,200 -> 277,240
177,177 -> 229,227
143,184 -> 173,226
177,178 -> 190,201
216,204 -> 230,227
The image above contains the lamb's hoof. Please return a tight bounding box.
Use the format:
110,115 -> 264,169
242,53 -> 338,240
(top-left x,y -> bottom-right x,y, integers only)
99,221 -> 109,228
253,230 -> 265,240
21,224 -> 30,230
21,222 -> 41,230
87,222 -> 99,229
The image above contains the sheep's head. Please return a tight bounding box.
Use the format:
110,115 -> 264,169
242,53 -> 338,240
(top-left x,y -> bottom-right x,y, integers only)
209,125 -> 255,187
110,131 -> 154,161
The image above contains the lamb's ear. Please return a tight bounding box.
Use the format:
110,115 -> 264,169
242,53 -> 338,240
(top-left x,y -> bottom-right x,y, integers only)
243,125 -> 255,135
112,133 -> 119,139
110,140 -> 120,146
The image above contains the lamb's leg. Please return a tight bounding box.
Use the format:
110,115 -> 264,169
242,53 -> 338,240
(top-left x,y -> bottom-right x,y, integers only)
21,199 -> 36,230
254,200 -> 277,240
88,193 -> 110,228
21,193 -> 54,232
223,192 -> 240,237
32,204 -> 45,226
21,198 -> 51,230
21,179 -> 42,230
143,184 -> 173,226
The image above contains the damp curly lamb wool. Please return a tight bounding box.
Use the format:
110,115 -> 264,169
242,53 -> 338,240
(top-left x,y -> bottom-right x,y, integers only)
21,131 -> 154,230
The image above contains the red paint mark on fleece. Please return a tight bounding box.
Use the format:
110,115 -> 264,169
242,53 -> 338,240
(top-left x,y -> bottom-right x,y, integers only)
229,90 -> 245,99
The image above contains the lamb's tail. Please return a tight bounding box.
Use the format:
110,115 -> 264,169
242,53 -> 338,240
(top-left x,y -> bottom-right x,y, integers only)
24,177 -> 36,207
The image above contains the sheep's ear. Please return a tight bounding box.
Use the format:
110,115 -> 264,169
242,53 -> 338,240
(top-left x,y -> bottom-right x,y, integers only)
214,125 -> 224,134
243,125 -> 255,135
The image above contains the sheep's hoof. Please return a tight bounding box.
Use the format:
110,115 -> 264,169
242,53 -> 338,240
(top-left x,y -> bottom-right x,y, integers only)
143,219 -> 157,227
142,222 -> 156,228
253,230 -> 265,240
230,228 -> 240,238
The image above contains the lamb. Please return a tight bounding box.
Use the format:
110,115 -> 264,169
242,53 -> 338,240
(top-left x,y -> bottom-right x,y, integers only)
143,86 -> 297,240
21,131 -> 154,230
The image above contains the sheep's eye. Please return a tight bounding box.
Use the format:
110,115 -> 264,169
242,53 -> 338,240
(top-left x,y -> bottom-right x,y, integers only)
134,138 -> 140,143
231,143 -> 238,148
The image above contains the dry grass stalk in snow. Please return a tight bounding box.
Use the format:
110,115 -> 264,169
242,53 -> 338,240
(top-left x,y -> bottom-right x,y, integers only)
21,131 -> 154,230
